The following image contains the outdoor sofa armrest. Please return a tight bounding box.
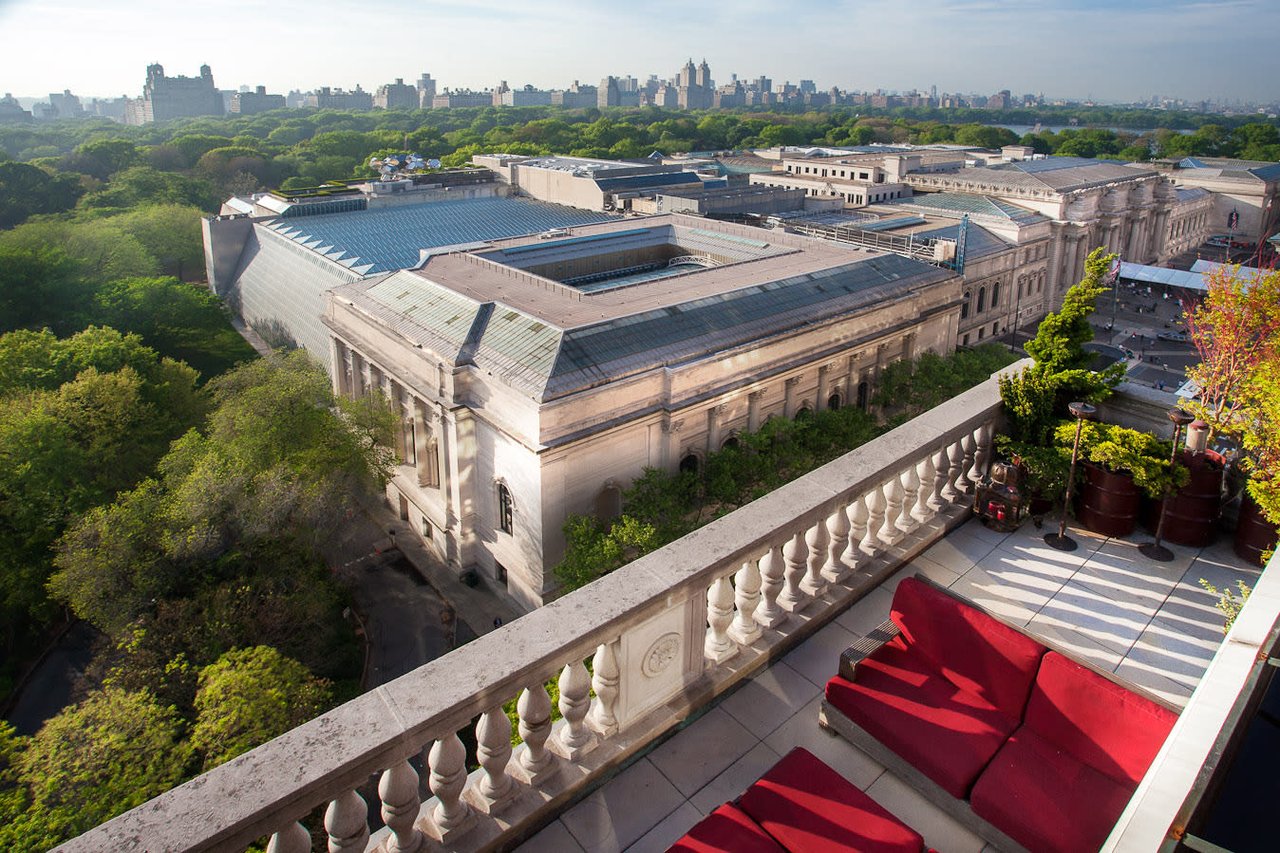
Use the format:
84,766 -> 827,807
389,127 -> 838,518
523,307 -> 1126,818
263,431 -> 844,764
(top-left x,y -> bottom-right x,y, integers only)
837,618 -> 900,682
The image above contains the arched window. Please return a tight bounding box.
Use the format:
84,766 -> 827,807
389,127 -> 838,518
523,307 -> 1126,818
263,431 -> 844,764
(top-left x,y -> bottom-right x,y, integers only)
497,483 -> 514,534
991,281 -> 1000,307
721,436 -> 740,451
679,453 -> 700,474
961,291 -> 971,319
796,406 -> 813,420
856,381 -> 869,411
828,393 -> 842,411
977,286 -> 987,313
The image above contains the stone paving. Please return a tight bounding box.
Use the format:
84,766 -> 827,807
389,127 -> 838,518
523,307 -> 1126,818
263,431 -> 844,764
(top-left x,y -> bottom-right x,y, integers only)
518,515 -> 1262,853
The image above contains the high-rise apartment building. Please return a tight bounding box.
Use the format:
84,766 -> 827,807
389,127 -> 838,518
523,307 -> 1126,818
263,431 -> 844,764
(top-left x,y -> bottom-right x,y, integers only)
124,64 -> 224,124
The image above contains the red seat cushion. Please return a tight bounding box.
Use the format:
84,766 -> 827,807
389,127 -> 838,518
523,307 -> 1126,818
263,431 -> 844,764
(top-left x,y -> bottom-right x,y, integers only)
1023,652 -> 1177,785
738,747 -> 924,853
890,577 -> 1047,719
668,803 -> 785,853
970,728 -> 1137,853
825,636 -> 1020,798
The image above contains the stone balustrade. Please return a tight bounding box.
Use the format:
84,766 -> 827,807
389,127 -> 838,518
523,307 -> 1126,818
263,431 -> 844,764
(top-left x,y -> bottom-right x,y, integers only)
58,367 -> 1012,853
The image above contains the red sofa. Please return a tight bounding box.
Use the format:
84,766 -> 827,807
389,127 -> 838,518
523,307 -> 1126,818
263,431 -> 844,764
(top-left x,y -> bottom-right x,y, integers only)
820,576 -> 1178,853
670,746 -> 928,853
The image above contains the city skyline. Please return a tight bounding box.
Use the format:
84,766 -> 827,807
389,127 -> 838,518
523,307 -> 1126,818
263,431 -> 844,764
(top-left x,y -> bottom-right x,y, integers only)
2,0 -> 1279,106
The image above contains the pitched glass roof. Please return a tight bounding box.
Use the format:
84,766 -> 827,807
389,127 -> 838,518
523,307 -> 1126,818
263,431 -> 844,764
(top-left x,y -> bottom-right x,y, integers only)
895,192 -> 1044,224
263,196 -> 615,275
543,253 -> 951,399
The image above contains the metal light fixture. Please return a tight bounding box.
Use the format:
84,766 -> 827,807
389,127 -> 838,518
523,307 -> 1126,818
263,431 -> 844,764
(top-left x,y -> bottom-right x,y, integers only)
1139,407 -> 1196,562
1045,401 -> 1097,552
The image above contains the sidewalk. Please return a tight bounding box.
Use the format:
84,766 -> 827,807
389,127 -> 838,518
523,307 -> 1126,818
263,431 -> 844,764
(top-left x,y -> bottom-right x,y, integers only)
356,498 -> 525,642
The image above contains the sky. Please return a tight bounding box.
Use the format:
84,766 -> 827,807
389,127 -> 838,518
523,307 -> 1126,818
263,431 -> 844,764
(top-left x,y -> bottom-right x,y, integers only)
2,0 -> 1277,105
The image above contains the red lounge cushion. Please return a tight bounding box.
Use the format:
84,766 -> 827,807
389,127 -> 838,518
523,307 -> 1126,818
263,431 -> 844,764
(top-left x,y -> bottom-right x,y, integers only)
1024,652 -> 1178,785
825,637 -> 1019,798
739,747 -> 923,853
668,803 -> 785,853
890,577 -> 1047,719
970,728 -> 1137,853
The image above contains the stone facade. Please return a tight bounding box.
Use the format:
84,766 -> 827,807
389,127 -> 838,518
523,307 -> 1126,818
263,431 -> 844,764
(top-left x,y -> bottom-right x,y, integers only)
322,216 -> 963,610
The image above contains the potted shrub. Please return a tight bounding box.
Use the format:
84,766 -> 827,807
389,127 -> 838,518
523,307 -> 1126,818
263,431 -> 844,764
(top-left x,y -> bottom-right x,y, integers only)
997,248 -> 1124,517
1140,439 -> 1226,548
1182,265 -> 1280,564
1058,421 -> 1185,538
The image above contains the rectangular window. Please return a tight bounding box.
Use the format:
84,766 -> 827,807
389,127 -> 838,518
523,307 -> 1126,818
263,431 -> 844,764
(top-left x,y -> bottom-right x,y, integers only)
498,483 -> 514,534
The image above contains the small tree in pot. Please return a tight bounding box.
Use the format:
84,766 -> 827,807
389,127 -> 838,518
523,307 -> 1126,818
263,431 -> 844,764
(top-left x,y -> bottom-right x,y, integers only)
1182,265 -> 1280,563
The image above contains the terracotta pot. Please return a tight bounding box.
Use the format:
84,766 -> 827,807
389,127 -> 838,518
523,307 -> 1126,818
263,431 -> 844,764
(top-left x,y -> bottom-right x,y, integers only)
1076,461 -> 1141,537
1234,489 -> 1279,567
1141,450 -> 1225,547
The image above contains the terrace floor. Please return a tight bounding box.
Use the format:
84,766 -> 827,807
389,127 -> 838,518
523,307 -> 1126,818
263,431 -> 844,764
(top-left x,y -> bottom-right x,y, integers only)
518,514 -> 1263,853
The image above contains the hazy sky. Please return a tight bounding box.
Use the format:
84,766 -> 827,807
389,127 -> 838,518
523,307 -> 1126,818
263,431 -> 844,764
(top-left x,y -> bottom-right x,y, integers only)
2,0 -> 1277,104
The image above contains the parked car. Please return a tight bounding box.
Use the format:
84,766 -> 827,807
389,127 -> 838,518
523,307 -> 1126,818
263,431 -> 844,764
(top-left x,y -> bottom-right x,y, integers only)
1157,330 -> 1188,342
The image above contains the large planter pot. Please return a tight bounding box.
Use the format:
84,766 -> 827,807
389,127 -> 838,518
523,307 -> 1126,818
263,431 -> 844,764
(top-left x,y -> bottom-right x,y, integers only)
1234,490 -> 1279,567
1141,450 -> 1225,548
1076,461 -> 1141,537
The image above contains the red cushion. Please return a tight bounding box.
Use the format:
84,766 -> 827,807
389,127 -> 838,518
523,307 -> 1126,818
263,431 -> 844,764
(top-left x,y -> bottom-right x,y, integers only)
738,747 -> 923,853
825,637 -> 1019,798
970,728 -> 1137,853
1024,652 -> 1178,785
668,803 -> 785,853
890,577 -> 1047,719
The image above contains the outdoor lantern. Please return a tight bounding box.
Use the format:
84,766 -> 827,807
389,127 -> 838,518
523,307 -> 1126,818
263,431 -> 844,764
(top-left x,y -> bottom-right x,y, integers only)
975,460 -> 1026,532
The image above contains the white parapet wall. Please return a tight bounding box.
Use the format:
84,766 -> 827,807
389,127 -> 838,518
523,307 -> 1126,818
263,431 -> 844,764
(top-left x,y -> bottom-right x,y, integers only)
58,366 -> 1016,853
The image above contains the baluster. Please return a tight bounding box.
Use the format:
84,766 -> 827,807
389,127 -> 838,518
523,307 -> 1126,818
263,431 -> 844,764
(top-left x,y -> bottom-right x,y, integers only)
428,732 -> 475,841
879,477 -> 904,547
959,432 -> 977,495
324,790 -> 369,853
800,518 -> 828,597
914,453 -> 936,524
822,504 -> 851,583
379,760 -> 423,853
556,660 -> 598,759
777,530 -> 809,612
898,466 -> 920,535
861,486 -> 886,557
947,440 -> 967,499
970,422 -> 992,488
754,544 -> 787,628
705,575 -> 738,663
266,822 -> 310,853
474,705 -> 516,813
589,642 -> 620,737
728,560 -> 762,645
934,446 -> 954,504
516,683 -> 557,784
843,495 -> 870,572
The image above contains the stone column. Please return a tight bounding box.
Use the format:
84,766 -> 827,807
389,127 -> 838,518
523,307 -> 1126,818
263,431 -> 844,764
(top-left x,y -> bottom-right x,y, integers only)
350,351 -> 367,397
414,399 -> 432,486
816,366 -> 830,412
746,391 -> 762,433
331,339 -> 351,397
783,376 -> 800,418
706,405 -> 725,452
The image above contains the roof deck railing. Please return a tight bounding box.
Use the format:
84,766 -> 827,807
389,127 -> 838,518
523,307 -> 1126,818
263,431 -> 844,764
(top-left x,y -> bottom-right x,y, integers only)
59,369 -> 1012,853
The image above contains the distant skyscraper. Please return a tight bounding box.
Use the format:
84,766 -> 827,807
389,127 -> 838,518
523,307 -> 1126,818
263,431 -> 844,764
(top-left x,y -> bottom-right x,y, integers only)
416,73 -> 437,108
375,78 -> 419,110
124,63 -> 223,124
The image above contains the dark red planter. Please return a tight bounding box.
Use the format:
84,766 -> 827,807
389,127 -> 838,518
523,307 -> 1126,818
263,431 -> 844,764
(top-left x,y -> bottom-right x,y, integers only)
1141,450 -> 1225,548
1234,490 -> 1279,567
1076,462 -> 1141,537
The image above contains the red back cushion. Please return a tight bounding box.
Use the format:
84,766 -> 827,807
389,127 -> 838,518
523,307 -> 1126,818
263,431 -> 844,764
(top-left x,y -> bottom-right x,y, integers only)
1024,651 -> 1178,785
669,803 -> 785,853
890,577 -> 1046,718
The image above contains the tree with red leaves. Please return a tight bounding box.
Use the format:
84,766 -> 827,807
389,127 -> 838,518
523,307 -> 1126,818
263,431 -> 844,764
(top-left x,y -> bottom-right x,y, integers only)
1184,265 -> 1280,523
